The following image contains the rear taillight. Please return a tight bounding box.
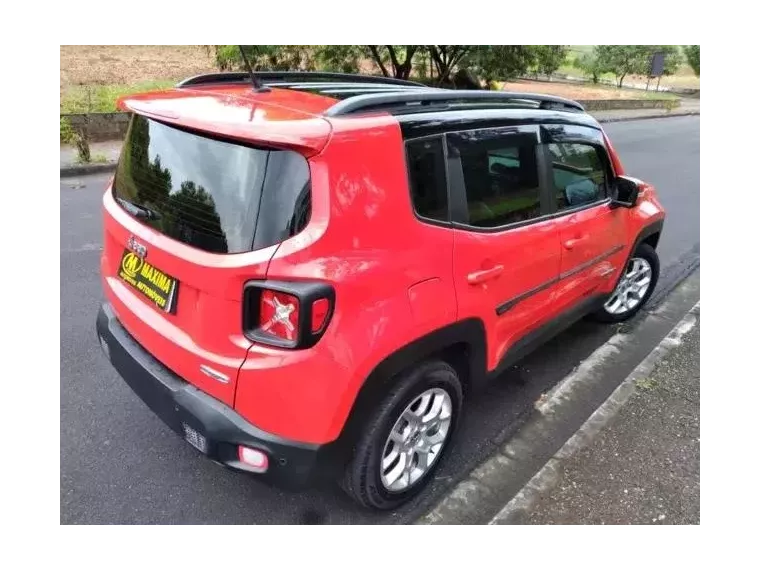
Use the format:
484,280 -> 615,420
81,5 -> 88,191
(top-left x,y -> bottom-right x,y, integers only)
243,281 -> 335,349
260,290 -> 300,341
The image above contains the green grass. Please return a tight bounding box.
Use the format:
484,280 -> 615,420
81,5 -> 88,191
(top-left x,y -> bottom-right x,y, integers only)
584,82 -> 680,101
640,90 -> 680,101
558,61 -> 699,90
61,80 -> 176,113
75,151 -> 109,165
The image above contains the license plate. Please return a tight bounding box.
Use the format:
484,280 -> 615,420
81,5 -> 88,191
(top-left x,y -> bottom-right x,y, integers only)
117,249 -> 179,314
182,423 -> 208,454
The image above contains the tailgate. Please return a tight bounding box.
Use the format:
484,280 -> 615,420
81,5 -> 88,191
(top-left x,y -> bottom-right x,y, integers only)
100,114 -> 313,406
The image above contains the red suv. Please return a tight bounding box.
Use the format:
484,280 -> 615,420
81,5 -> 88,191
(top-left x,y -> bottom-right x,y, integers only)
96,71 -> 665,510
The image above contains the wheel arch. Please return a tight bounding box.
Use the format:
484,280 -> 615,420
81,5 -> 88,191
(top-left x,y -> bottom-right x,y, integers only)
332,318 -> 487,458
635,218 -> 664,251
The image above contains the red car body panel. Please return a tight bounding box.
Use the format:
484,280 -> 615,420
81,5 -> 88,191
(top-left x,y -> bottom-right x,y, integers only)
236,115 -> 459,443
452,218 -> 561,370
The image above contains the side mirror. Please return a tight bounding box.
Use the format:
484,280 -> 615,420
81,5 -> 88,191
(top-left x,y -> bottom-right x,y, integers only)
611,176 -> 640,208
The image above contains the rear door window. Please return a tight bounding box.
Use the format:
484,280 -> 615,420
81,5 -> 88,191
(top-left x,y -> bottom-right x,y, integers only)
448,130 -> 542,228
112,115 -> 311,254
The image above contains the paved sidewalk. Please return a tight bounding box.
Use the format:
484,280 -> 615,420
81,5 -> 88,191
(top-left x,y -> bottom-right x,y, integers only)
591,100 -> 702,123
60,100 -> 700,176
514,317 -> 700,525
55,141 -> 122,175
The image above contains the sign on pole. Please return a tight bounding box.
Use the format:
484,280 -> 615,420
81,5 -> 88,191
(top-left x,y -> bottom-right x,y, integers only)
647,51 -> 666,92
650,51 -> 665,77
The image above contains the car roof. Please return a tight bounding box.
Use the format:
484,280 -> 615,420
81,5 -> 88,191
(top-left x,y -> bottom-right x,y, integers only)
117,72 -> 596,151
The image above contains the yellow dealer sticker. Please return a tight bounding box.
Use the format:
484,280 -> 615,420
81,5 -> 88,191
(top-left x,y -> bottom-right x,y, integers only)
118,250 -> 179,313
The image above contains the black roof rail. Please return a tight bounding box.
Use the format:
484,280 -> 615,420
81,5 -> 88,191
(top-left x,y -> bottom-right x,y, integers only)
177,71 -> 426,88
258,71 -> 426,87
176,72 -> 257,87
324,90 -> 586,116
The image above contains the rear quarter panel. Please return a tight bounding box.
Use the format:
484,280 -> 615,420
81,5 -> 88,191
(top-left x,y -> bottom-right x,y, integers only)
234,116 -> 457,444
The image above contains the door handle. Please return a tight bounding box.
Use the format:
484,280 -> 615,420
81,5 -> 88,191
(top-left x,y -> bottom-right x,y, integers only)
563,235 -> 589,250
467,265 -> 504,285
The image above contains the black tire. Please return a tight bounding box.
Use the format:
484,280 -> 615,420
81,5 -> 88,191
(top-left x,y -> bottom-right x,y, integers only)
591,242 -> 660,323
341,360 -> 463,510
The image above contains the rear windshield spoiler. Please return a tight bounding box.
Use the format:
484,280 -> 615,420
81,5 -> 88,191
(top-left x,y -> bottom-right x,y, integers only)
117,97 -> 332,157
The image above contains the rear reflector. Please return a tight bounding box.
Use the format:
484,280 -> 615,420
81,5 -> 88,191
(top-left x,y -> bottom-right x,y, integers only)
311,298 -> 330,332
238,446 -> 269,473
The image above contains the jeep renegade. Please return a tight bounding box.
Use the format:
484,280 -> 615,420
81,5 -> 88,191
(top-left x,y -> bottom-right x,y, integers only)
96,71 -> 665,510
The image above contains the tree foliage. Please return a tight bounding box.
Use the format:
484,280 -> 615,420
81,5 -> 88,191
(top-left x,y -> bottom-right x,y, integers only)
594,45 -> 683,87
533,45 -> 569,78
366,46 -> 420,79
316,45 -> 364,73
210,45 -> 691,89
468,45 -> 538,83
575,52 -> 605,83
594,45 -> 648,87
428,45 -> 473,85
684,45 -> 699,76
215,45 -> 316,71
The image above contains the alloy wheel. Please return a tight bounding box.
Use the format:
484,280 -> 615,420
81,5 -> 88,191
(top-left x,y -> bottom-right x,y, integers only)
380,388 -> 453,492
604,257 -> 653,315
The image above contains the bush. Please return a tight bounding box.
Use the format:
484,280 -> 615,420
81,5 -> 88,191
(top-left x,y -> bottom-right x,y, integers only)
60,117 -> 74,144
60,81 -> 175,114
684,45 -> 699,77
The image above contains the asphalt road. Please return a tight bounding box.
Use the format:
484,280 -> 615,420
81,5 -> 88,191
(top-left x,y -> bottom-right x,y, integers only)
60,116 -> 700,524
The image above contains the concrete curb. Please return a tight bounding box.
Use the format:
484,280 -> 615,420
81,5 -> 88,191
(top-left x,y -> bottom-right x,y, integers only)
59,111 -> 699,177
61,162 -> 117,177
489,301 -> 700,525
596,111 -> 700,124
417,270 -> 700,525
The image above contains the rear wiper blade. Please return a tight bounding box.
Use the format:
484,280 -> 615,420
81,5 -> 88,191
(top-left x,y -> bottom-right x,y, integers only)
116,197 -> 160,221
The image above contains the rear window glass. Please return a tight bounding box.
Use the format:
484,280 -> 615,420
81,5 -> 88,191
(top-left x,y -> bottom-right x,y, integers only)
112,115 -> 311,254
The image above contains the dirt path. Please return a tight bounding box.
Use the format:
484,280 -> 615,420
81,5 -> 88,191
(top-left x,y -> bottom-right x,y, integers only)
60,46 -> 216,88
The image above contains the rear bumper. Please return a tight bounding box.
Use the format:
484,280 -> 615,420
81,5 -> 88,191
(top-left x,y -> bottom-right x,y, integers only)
96,302 -> 334,489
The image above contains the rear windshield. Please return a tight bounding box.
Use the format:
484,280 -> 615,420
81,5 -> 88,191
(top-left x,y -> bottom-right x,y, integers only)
112,115 -> 311,254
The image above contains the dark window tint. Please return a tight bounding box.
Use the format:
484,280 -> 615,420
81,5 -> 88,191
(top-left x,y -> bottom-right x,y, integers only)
454,135 -> 541,227
112,115 -> 310,254
406,137 -> 448,222
548,143 -> 607,210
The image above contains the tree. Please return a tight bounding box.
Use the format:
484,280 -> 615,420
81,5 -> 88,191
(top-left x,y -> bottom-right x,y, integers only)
575,52 -> 604,83
533,45 -> 568,79
366,46 -> 420,79
214,45 -> 315,71
469,45 -> 538,84
428,45 -> 473,85
316,45 -> 364,73
595,45 -> 683,88
595,45 -> 650,87
684,45 -> 700,76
